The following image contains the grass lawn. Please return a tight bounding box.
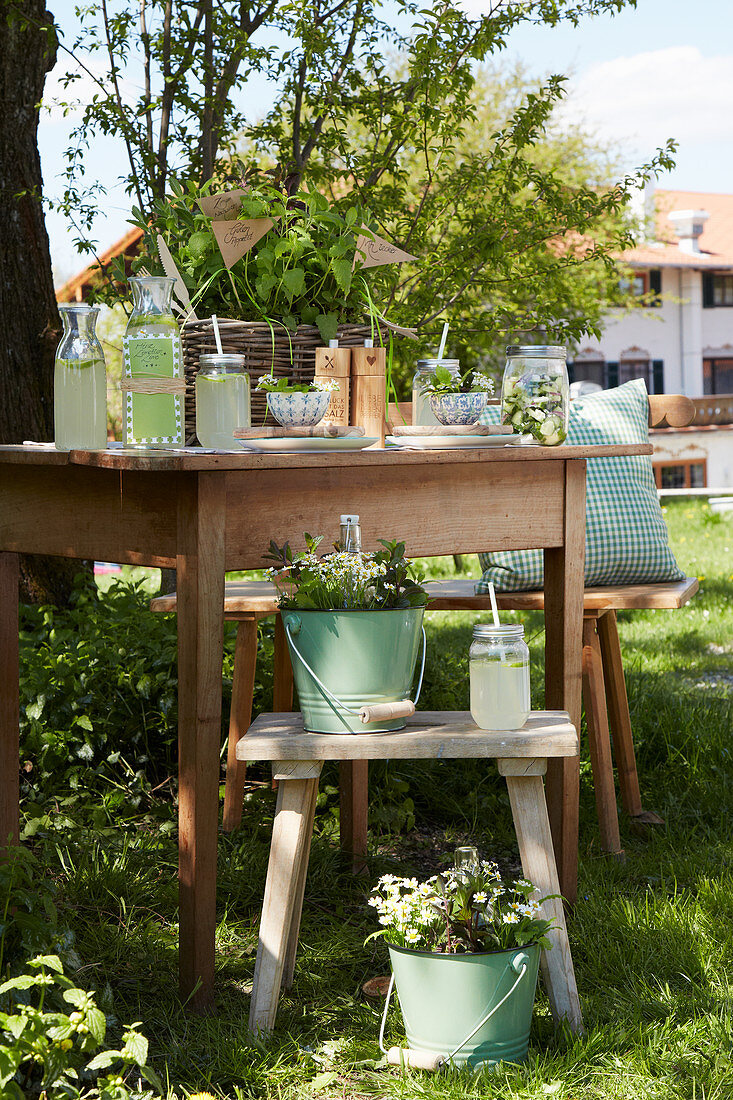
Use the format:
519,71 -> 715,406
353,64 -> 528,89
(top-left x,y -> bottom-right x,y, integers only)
7,498 -> 733,1099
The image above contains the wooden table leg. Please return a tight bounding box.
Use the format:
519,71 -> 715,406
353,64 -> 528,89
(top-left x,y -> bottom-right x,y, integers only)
0,552 -> 19,850
177,473 -> 226,1011
582,617 -> 623,856
597,610 -> 649,820
273,615 -> 294,712
498,758 -> 583,1034
282,775 -> 319,990
223,616 -> 258,833
339,761 -> 369,874
250,761 -> 321,1033
544,459 -> 586,905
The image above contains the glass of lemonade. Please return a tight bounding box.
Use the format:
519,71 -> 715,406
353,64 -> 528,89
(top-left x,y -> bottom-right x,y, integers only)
195,353 -> 250,448
469,623 -> 530,731
54,304 -> 107,451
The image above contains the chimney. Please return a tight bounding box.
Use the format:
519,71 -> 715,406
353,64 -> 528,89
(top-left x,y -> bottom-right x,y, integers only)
668,209 -> 710,254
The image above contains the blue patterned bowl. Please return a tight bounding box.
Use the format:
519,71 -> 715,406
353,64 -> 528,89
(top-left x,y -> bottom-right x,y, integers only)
430,392 -> 488,426
267,390 -> 331,428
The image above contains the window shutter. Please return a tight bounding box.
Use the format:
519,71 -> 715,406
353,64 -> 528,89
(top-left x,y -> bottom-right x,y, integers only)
649,269 -> 662,304
606,361 -> 619,388
702,273 -> 714,308
652,360 -> 664,394
567,362 -> 576,384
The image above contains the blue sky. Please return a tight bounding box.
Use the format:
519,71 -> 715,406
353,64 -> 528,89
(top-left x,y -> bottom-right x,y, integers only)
41,0 -> 733,280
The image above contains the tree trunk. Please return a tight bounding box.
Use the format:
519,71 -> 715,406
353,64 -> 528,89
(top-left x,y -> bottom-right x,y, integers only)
0,0 -> 89,604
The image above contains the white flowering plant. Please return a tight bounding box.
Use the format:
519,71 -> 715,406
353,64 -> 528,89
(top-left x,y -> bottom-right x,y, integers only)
255,374 -> 340,394
367,861 -> 554,954
418,365 -> 495,397
263,534 -> 428,611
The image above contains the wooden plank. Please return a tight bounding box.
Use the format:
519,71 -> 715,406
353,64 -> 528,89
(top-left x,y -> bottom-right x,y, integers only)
0,464 -> 177,565
425,576 -> 700,612
0,553 -> 19,849
273,615 -> 294,712
222,617 -> 258,832
150,581 -> 280,615
339,761 -> 369,873
249,776 -> 319,1033
282,777 -> 320,990
176,472 -> 226,1011
237,711 -> 577,761
223,461 -> 565,567
502,771 -> 583,1033
597,611 -> 643,818
647,394 -> 695,428
581,618 -> 623,856
543,460 -> 586,906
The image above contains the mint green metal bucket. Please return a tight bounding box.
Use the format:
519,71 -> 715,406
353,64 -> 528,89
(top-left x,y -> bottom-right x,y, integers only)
384,942 -> 540,1070
281,608 -> 425,734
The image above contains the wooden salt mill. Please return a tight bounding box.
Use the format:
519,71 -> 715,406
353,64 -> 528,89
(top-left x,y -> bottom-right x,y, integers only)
314,340 -> 351,427
350,339 -> 386,447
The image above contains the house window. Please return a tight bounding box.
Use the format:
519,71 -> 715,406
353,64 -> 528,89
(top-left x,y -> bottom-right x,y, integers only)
569,360 -> 605,387
619,359 -> 653,387
653,461 -> 707,489
619,269 -> 661,306
703,358 -> 733,395
702,274 -> 733,308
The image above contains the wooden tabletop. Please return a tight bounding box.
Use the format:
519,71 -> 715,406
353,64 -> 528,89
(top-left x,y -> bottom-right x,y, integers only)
0,442 -> 652,472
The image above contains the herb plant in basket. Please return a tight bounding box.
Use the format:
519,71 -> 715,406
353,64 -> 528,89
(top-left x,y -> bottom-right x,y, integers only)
419,366 -> 495,426
368,859 -> 554,1070
263,535 -> 427,734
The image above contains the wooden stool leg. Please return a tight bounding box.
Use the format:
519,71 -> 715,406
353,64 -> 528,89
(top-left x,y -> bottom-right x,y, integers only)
498,759 -> 583,1034
282,778 -> 319,990
597,611 -> 662,824
222,617 -> 258,832
249,762 -> 322,1034
582,617 -> 623,857
339,761 -> 369,874
273,615 -> 294,712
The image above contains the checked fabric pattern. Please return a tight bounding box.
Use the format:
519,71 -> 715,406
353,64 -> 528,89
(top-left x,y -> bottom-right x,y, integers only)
476,379 -> 683,592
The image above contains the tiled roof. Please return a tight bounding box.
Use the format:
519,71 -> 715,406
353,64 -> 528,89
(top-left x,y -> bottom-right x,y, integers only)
625,190 -> 733,271
56,226 -> 144,301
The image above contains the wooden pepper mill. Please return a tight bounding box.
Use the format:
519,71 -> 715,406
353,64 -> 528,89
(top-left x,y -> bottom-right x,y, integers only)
314,340 -> 351,427
350,339 -> 386,447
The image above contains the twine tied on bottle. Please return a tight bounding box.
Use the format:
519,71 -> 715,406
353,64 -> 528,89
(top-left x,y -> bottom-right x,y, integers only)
120,377 -> 188,395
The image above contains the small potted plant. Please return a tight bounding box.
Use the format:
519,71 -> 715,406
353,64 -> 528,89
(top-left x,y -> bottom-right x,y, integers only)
368,858 -> 554,1070
263,534 -> 428,733
256,373 -> 338,427
420,365 -> 495,426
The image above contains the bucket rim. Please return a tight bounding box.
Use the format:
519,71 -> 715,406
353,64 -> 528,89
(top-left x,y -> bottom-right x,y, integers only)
280,606 -> 427,616
387,941 -> 540,962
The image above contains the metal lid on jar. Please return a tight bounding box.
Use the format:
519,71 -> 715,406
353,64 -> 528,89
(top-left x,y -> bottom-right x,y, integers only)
199,353 -> 246,373
506,345 -> 566,359
417,358 -> 460,369
472,623 -> 525,639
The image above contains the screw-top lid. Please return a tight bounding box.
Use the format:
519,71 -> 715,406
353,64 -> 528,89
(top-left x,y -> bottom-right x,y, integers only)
329,339 -> 339,348
199,353 -> 246,372
505,345 -> 566,359
340,514 -> 359,525
416,358 -> 460,369
472,623 -> 524,639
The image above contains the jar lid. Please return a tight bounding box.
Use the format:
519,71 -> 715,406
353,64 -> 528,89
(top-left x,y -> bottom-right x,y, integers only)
416,359 -> 460,369
472,623 -> 525,639
340,514 -> 359,525
199,353 -> 246,372
506,345 -> 566,359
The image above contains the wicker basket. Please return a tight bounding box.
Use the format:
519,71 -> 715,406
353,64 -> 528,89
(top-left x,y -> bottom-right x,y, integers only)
181,318 -> 388,442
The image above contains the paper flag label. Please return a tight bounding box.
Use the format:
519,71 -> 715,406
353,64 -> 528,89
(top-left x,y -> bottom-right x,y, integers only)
199,189 -> 248,220
355,232 -> 417,269
212,218 -> 274,268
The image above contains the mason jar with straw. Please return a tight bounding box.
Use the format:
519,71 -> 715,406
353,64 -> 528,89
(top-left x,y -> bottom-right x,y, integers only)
469,582 -> 530,730
195,314 -> 251,448
412,322 -> 460,426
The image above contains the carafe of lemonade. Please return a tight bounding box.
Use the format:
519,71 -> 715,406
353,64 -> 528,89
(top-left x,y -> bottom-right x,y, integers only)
54,304 -> 107,451
195,353 -> 250,448
122,276 -> 184,447
469,623 -> 530,731
412,358 -> 460,426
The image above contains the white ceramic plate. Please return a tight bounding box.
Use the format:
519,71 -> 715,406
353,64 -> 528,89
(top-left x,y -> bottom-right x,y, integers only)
238,436 -> 379,453
385,434 -> 536,450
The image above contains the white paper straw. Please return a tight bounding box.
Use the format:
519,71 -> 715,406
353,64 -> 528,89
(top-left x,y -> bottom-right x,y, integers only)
212,314 -> 223,355
488,581 -> 500,628
436,321 -> 449,361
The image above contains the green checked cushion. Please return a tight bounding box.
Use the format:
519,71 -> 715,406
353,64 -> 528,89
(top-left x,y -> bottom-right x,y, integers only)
476,379 -> 683,591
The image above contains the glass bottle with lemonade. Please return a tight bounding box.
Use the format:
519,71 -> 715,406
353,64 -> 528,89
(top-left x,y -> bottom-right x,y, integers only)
54,303 -> 107,451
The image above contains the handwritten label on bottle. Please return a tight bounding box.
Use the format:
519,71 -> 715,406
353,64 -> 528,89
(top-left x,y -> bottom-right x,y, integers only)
122,334 -> 183,445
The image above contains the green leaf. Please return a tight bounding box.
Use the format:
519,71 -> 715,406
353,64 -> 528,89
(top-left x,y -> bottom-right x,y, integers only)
4,1015 -> 28,1039
255,274 -> 277,300
86,1006 -> 107,1044
63,988 -> 87,1007
309,1070 -> 338,1091
29,954 -> 64,973
121,1028 -> 148,1065
330,256 -> 352,294
86,1050 -> 120,1072
75,715 -> 93,731
315,312 -> 339,343
281,267 -> 306,297
0,1046 -> 23,1088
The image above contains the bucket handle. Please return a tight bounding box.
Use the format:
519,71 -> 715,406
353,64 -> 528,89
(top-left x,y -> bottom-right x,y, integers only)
378,953 -> 530,1067
285,622 -> 427,722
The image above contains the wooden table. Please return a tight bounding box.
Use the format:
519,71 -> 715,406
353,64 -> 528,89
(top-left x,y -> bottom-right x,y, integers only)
0,440 -> 651,1011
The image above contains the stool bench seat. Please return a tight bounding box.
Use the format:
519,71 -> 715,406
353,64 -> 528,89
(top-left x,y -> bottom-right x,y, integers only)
240,710 -> 582,1038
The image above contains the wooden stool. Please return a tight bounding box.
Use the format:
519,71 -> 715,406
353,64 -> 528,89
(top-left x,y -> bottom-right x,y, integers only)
150,583 -> 294,831
237,710 -> 583,1036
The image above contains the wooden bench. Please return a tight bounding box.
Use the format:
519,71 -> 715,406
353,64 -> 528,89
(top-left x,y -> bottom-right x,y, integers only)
237,710 -> 583,1036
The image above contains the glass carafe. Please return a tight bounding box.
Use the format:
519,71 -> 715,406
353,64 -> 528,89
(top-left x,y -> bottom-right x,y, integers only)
469,623 -> 530,731
122,276 -> 184,447
501,345 -> 568,445
54,304 -> 107,451
195,353 -> 250,448
412,358 -> 460,426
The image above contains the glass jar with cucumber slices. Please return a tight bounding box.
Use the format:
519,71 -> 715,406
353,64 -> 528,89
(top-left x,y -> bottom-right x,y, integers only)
501,345 -> 569,446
